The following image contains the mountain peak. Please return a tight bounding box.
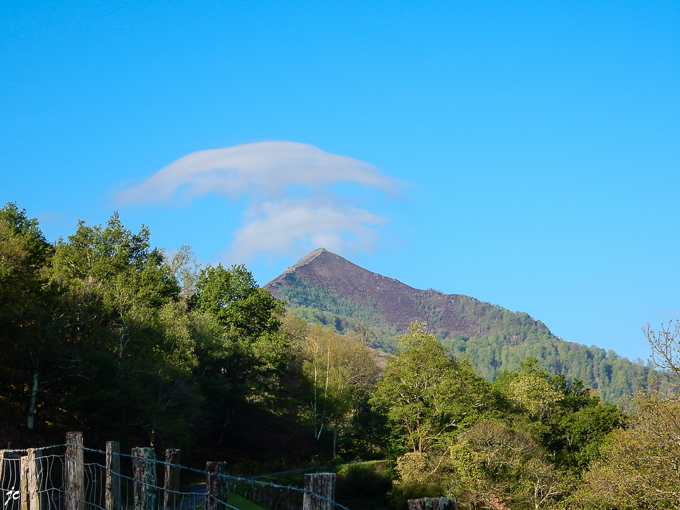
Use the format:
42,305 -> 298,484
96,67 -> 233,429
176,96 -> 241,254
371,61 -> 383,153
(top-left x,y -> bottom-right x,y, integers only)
265,247 -> 335,285
264,248 -> 426,332
292,247 -> 331,266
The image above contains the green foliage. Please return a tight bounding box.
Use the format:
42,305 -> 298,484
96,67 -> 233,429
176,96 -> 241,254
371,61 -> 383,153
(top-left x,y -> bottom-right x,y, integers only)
290,305 -> 350,333
193,263 -> 283,340
373,351 -> 625,509
299,324 -> 380,458
390,452 -> 459,507
433,299 -> 656,405
452,419 -> 574,509
52,212 -> 179,307
573,395 -> 680,509
371,322 -> 491,455
492,358 -> 625,473
190,263 -> 290,412
45,212 -> 202,444
335,461 -> 395,510
0,204 -> 67,429
448,332 -> 656,405
277,275 -> 399,350
0,204 -> 306,455
0,202 -> 50,265
278,269 -> 657,404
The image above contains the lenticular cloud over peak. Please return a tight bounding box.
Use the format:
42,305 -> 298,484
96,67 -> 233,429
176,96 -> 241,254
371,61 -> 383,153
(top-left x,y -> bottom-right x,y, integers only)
115,141 -> 403,262
116,141 -> 398,204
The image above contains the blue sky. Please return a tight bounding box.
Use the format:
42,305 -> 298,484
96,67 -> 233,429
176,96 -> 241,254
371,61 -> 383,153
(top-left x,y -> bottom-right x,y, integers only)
2,0 -> 679,362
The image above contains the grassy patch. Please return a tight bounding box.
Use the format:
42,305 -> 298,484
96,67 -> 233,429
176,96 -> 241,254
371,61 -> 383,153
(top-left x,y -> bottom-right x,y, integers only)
226,493 -> 269,510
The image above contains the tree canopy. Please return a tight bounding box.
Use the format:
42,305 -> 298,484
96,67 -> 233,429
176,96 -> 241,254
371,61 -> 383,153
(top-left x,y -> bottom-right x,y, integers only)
371,322 -> 491,455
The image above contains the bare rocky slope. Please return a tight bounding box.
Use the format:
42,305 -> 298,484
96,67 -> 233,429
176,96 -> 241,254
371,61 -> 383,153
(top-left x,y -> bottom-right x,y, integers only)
265,248 -> 659,404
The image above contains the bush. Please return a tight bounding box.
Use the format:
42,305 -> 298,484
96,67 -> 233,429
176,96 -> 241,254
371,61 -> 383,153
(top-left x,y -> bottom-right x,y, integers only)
335,461 -> 395,510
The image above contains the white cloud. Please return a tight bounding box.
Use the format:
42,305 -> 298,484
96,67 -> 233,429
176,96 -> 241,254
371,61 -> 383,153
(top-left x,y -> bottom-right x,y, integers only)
115,141 -> 401,262
116,141 -> 398,203
227,198 -> 386,262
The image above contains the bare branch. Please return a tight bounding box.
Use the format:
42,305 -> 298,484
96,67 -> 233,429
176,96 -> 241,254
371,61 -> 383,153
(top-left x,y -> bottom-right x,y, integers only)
643,321 -> 680,381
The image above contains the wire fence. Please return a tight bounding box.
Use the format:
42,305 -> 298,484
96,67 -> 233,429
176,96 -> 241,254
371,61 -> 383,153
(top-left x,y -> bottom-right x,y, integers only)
0,445 -> 65,510
0,433 -> 348,510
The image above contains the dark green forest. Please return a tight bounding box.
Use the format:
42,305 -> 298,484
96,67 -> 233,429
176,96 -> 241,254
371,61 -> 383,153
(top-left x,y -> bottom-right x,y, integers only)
2,203 -> 680,509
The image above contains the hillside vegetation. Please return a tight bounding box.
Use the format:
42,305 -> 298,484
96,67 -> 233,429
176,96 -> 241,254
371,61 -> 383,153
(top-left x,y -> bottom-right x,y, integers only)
266,248 -> 663,404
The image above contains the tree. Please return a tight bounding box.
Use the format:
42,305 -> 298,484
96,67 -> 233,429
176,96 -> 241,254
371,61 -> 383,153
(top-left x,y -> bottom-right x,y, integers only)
371,322 -> 491,455
189,263 -> 296,446
391,451 -> 458,504
163,245 -> 201,302
51,212 -> 181,365
492,358 -> 624,473
191,263 -> 288,390
301,325 -> 379,453
643,320 -> 680,382
0,203 -> 65,429
574,395 -> 680,509
192,264 -> 283,339
48,213 -> 203,445
454,419 -> 572,510
350,321 -> 376,348
556,399 -> 625,469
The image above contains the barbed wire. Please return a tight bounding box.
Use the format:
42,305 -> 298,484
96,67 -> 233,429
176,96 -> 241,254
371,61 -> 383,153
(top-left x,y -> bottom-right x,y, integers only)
0,445 -> 65,454
57,443 -> 351,510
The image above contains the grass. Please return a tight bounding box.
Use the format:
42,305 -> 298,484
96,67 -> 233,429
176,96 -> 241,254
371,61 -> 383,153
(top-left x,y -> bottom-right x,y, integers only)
187,494 -> 268,510
335,459 -> 390,474
226,493 -> 269,510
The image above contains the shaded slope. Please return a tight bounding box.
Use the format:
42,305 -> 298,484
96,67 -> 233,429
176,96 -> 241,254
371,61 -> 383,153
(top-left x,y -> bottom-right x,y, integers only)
265,248 -> 661,404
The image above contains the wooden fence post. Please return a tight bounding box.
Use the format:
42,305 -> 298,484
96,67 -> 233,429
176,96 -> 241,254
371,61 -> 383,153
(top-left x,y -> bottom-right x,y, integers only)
205,461 -> 227,510
27,449 -> 43,510
303,473 -> 336,510
132,448 -> 157,510
163,449 -> 180,510
19,455 -> 28,510
65,432 -> 84,510
105,442 -> 121,510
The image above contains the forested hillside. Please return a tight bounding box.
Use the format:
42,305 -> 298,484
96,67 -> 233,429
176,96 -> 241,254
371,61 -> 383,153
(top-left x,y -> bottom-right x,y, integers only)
4,203 -> 680,509
266,248 -> 663,404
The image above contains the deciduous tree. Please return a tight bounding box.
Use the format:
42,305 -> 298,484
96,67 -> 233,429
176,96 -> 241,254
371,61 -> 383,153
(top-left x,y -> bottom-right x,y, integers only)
574,395 -> 680,509
371,322 -> 491,455
302,325 -> 379,452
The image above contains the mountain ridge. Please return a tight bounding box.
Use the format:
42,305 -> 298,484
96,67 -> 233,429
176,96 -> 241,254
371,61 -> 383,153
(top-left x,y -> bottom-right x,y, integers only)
265,248 -> 662,404
266,248 -> 544,340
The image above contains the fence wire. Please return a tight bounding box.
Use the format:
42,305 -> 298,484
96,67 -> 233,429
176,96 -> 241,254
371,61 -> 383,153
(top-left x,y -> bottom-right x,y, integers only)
0,444 -> 349,510
1,446 -> 64,510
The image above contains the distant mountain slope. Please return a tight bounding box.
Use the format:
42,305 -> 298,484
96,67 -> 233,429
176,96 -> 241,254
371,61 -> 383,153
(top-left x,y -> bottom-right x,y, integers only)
265,248 -> 661,404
